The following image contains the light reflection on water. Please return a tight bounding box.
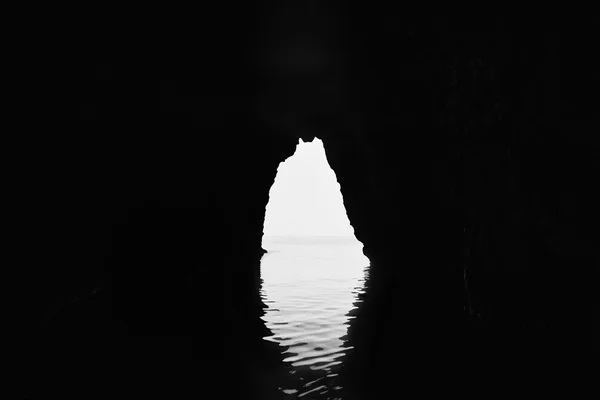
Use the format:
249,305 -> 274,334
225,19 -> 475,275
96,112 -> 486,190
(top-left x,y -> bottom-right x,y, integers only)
260,235 -> 370,398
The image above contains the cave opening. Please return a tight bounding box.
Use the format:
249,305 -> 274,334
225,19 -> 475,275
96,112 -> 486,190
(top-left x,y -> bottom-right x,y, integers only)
259,137 -> 370,395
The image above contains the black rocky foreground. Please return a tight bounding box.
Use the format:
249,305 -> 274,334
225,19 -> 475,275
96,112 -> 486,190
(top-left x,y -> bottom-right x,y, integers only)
19,2 -> 597,399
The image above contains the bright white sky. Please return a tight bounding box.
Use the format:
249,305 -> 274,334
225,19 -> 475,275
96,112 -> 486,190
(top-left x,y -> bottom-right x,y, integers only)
263,138 -> 355,237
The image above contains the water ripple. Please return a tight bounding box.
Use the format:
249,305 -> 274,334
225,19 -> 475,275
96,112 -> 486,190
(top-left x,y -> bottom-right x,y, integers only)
259,239 -> 370,397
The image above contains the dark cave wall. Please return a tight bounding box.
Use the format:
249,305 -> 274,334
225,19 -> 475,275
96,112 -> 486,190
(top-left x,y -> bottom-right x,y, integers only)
24,4 -> 596,358
248,10 -> 581,352
315,13 -> 580,350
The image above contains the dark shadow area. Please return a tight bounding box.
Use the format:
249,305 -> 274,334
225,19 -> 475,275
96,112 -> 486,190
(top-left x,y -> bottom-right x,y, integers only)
19,3 -> 596,400
28,255 -> 291,400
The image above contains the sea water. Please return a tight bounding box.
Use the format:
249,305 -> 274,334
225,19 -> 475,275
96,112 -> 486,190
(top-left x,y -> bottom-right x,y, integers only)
260,235 -> 370,398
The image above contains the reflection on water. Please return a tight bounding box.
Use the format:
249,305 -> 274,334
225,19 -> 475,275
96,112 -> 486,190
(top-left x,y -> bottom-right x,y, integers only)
33,232 -> 449,399
259,235 -> 370,398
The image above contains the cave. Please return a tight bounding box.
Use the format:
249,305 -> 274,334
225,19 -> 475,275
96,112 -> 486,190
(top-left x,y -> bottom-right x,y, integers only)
22,3 -> 595,400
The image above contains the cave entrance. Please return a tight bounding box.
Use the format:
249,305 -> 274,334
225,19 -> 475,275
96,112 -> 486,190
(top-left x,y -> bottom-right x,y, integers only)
259,138 -> 370,395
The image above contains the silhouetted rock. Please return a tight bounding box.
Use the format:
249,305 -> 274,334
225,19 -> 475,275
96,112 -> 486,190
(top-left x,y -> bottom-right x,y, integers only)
21,3 -> 595,399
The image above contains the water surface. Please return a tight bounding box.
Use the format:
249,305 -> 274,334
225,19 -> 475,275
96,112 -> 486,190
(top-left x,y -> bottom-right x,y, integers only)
260,235 -> 370,398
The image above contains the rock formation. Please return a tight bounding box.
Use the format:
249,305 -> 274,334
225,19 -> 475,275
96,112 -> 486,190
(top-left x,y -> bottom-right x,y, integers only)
21,3 -> 596,399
